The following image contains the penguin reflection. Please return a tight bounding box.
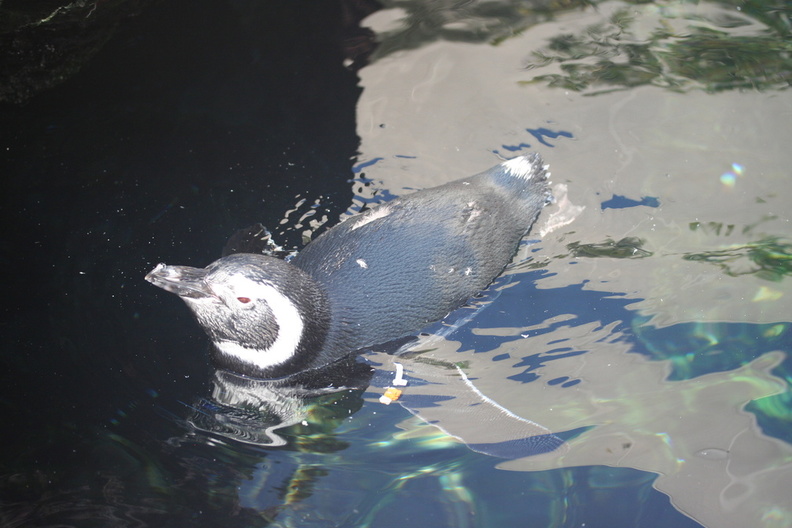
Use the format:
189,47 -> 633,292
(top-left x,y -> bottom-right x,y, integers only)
185,353 -> 375,448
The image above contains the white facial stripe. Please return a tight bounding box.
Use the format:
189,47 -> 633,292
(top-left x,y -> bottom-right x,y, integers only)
217,277 -> 304,370
503,155 -> 539,180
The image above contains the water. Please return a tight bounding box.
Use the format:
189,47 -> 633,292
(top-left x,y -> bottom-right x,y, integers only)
2,1 -> 791,527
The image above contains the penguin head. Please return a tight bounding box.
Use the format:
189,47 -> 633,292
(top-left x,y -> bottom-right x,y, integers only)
146,253 -> 331,377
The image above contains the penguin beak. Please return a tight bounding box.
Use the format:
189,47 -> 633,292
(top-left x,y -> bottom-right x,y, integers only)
145,263 -> 215,299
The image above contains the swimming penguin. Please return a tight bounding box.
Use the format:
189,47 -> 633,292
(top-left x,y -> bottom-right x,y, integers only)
146,153 -> 551,379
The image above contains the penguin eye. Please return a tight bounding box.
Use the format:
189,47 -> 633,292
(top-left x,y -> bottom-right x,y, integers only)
236,297 -> 252,304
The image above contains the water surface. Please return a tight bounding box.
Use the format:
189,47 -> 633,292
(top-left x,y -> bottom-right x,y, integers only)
1,0 -> 791,527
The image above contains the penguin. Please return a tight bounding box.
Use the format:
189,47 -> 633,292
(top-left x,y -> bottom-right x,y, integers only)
146,153 -> 551,379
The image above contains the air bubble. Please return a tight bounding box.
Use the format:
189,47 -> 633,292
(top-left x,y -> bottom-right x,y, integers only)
694,448 -> 729,460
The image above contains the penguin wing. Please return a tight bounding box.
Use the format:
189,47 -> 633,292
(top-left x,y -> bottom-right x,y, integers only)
222,223 -> 292,259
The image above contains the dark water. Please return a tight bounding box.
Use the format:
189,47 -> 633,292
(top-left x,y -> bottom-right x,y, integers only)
2,1 -> 791,527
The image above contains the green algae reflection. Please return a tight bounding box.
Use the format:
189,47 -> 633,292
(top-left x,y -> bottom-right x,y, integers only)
522,2 -> 792,95
683,237 -> 792,282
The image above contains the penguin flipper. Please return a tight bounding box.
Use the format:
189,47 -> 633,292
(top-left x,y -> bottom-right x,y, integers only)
222,223 -> 292,259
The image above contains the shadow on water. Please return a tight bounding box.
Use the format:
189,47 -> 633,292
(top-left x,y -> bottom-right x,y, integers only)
1,0 -> 380,525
